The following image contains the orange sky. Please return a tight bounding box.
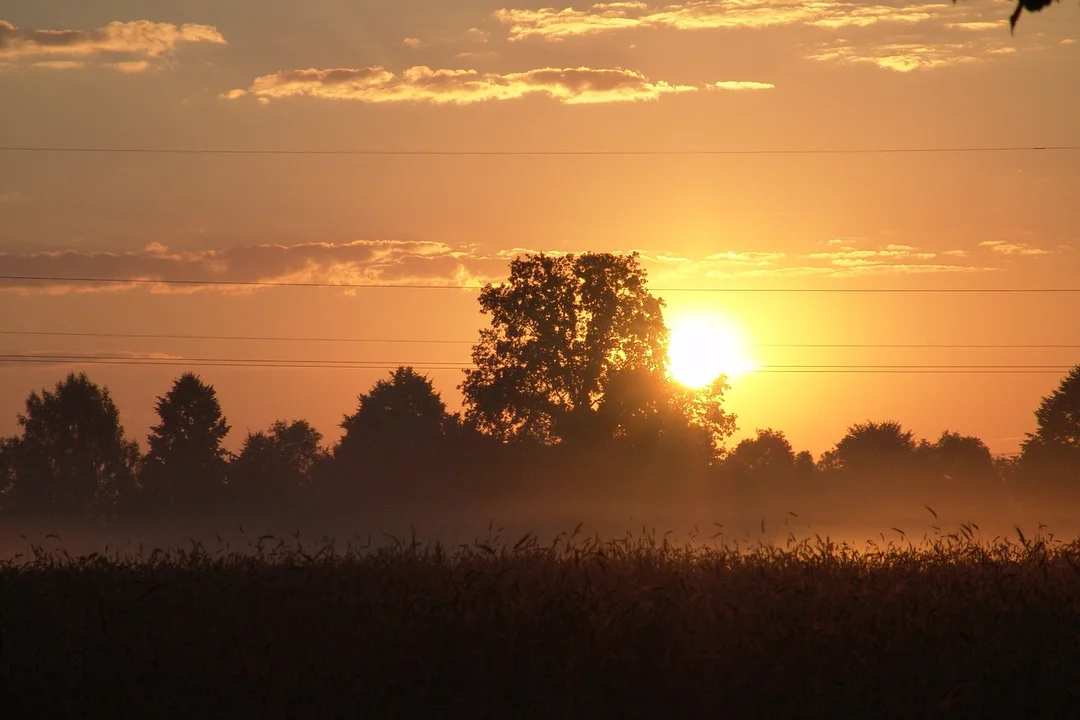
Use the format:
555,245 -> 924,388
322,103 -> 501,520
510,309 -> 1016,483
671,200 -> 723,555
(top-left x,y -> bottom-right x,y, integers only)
0,1 -> 1078,457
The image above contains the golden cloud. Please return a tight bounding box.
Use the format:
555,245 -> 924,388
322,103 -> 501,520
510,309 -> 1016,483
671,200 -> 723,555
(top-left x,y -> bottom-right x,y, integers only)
223,65 -> 768,105
979,240 -> 1054,256
493,2 -> 970,41
0,18 -> 225,70
806,41 -> 994,71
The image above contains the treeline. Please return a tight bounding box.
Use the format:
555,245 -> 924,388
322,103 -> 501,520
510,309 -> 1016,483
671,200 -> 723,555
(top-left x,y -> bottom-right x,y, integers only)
2,251 -> 1077,532
1,363 -> 1078,531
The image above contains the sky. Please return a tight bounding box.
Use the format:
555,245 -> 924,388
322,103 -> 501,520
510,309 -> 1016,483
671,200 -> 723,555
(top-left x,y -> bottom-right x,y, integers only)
0,0 -> 1078,458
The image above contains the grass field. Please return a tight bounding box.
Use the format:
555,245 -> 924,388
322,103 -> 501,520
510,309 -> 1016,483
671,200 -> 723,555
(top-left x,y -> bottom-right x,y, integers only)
3,525 -> 1079,718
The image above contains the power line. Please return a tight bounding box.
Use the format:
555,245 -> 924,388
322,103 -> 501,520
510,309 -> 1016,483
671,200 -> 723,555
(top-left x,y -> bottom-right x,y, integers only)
0,330 -> 477,345
1,145 -> 1078,157
0,360 -> 1064,374
0,354 -> 1073,374
3,329 -> 1080,349
3,275 -> 1080,293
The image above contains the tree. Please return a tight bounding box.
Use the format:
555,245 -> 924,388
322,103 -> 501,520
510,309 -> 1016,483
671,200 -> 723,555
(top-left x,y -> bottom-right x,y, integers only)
932,431 -> 995,480
0,437 -> 14,508
337,366 -> 450,464
1020,365 -> 1080,474
726,429 -> 797,476
140,373 -> 231,515
0,373 -> 138,522
462,252 -> 678,445
231,419 -> 329,520
595,368 -> 735,466
819,421 -> 918,476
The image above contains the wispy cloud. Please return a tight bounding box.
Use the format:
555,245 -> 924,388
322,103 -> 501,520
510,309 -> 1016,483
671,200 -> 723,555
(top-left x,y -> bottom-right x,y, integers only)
0,19 -> 225,71
980,240 -> 1054,256
708,80 -> 774,91
493,2 -> 966,41
807,38 -> 1017,72
223,65 -> 768,105
0,240 -> 510,295
640,242 -> 989,280
0,238 -> 1011,296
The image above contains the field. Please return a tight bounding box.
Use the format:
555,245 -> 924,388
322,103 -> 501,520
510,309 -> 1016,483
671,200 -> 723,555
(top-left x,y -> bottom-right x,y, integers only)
3,524 -> 1080,718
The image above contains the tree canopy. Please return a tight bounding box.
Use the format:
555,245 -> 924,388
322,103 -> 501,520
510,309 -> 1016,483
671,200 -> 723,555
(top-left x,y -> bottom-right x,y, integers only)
1,372 -> 138,521
338,366 -> 449,462
140,373 -> 231,513
1020,365 -> 1080,472
460,252 -> 670,444
819,421 -> 918,475
231,419 -> 328,518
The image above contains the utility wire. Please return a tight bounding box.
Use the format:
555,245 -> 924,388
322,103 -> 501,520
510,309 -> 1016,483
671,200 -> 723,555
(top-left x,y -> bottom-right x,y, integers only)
3,275 -> 1079,293
0,354 -> 1074,373
0,358 -> 1067,374
2,329 -> 1079,349
1,145 -> 1078,156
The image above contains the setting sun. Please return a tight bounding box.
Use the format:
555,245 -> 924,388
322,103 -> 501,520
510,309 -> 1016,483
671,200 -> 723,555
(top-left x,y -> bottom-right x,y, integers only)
667,316 -> 758,388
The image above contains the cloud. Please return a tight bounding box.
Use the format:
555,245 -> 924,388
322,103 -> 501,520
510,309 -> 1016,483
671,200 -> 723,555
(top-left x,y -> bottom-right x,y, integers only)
462,28 -> 491,44
403,37 -> 422,48
0,19 -> 225,69
806,39 -> 1014,72
0,240 -> 512,295
636,242 -> 990,281
32,60 -> 85,70
947,21 -> 1004,31
806,247 -> 938,261
492,2 -> 963,41
0,237 -> 1013,297
0,191 -> 27,204
979,240 -> 1054,256
107,60 -> 151,74
707,81 -> 774,91
702,251 -> 786,265
223,65 -> 738,105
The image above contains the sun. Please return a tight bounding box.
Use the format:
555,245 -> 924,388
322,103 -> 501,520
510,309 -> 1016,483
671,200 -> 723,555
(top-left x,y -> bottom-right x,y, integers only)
667,316 -> 757,388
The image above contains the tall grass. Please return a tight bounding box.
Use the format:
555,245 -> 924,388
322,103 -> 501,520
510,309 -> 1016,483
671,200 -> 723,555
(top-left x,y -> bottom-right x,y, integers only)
3,525 -> 1079,718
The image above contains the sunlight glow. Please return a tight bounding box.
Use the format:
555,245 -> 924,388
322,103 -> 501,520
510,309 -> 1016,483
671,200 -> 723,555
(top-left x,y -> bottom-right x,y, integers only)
667,316 -> 758,388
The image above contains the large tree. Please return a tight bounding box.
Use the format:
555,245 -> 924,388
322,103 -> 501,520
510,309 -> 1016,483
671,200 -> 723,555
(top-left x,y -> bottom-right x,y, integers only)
460,252 -> 672,445
1020,365 -> 1080,473
0,373 -> 138,522
140,373 -> 231,515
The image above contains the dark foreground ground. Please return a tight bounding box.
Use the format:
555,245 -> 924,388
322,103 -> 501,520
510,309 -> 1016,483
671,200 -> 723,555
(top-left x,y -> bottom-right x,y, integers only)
3,528 -> 1080,719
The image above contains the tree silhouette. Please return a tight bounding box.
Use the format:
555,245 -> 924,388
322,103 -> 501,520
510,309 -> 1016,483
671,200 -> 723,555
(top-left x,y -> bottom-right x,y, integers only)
819,421 -> 918,476
954,0 -> 1061,33
726,429 -> 797,476
139,373 -> 231,516
231,419 -> 329,521
931,431 -> 995,481
0,437 -> 14,509
594,368 -> 735,466
461,252 -> 669,445
338,366 -> 449,462
1020,365 -> 1080,476
0,373 -> 138,522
